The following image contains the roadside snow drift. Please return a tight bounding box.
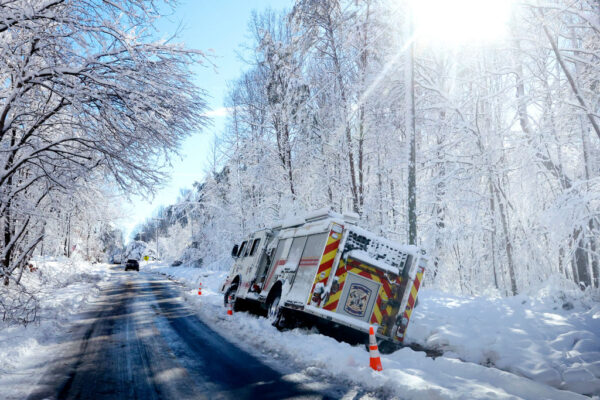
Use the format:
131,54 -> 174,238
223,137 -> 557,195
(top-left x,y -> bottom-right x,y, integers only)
146,263 -> 600,399
0,257 -> 111,399
407,277 -> 600,396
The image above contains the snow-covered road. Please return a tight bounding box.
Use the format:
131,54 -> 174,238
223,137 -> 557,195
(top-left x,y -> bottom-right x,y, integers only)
24,267 -> 355,399
144,262 -> 599,400
1,259 -> 598,399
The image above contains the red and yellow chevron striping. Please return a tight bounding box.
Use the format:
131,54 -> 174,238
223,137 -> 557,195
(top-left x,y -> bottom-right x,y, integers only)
307,227 -> 342,305
396,266 -> 425,342
322,257 -> 403,335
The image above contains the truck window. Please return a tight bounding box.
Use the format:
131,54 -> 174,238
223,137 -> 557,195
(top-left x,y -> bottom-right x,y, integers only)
271,239 -> 289,268
301,233 -> 329,261
286,232 -> 329,304
285,236 -> 308,271
238,241 -> 248,257
249,238 -> 261,256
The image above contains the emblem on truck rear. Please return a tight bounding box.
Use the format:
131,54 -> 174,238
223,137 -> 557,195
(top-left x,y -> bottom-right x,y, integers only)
344,283 -> 371,317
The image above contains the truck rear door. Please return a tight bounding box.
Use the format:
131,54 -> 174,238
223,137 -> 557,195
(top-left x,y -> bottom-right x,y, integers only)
323,255 -> 403,337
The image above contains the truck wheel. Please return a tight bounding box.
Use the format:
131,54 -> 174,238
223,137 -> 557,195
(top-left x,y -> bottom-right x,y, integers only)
224,284 -> 238,307
267,295 -> 282,326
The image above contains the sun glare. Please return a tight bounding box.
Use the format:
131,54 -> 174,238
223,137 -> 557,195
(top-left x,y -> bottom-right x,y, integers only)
411,0 -> 513,45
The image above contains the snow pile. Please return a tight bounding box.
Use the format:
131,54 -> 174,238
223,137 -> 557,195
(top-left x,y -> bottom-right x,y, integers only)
407,277 -> 600,396
145,263 -> 598,399
0,257 -> 111,395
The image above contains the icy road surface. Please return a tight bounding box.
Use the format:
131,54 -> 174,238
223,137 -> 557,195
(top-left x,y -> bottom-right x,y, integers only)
145,263 -> 598,400
4,260 -> 596,400
26,268 -> 350,399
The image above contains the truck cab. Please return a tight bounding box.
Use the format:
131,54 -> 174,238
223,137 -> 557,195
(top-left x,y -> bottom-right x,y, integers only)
221,228 -> 277,301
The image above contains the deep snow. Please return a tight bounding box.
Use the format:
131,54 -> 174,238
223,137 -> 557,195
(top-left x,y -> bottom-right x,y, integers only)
0,257 -> 112,399
408,277 -> 600,396
146,262 -> 600,399
1,258 -> 598,399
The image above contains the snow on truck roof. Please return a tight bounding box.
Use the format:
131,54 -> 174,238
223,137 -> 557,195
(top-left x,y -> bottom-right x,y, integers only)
346,224 -> 422,257
272,208 -> 424,257
275,208 -> 361,228
273,208 -> 342,229
346,250 -> 405,276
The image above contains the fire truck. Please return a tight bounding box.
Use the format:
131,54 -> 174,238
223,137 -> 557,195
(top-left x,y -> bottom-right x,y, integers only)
220,208 -> 427,351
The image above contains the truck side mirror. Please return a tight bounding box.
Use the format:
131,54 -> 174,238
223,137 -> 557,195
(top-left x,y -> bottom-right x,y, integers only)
231,244 -> 239,258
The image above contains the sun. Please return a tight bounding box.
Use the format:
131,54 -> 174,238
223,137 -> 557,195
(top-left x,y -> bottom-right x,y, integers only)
410,0 -> 514,45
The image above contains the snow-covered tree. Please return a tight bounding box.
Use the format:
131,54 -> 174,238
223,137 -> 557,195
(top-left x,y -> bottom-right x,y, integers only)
0,0 -> 207,287
129,0 -> 599,297
185,0 -> 599,294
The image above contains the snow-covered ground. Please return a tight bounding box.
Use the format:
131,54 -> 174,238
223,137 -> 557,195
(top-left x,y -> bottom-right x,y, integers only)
0,257 -> 112,399
1,258 -> 598,399
146,262 -> 600,399
408,278 -> 600,396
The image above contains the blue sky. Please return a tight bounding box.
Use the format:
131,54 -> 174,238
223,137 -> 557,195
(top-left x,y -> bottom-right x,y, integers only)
122,0 -> 291,239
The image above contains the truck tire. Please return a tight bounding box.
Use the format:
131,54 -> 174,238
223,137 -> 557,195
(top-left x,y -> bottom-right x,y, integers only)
224,284 -> 238,307
267,294 -> 281,325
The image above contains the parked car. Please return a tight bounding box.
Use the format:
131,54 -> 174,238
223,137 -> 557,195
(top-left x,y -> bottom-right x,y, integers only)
125,259 -> 139,271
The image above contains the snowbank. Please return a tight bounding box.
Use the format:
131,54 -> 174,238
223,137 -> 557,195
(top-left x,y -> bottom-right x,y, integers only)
0,257 -> 111,399
145,263 -> 598,399
408,279 -> 600,396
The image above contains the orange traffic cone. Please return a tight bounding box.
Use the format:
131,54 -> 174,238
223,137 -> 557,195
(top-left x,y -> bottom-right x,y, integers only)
368,326 -> 383,371
226,296 -> 233,316
198,282 -> 202,296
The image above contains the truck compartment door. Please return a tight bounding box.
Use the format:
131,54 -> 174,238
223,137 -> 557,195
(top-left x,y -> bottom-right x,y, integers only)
261,238 -> 291,296
285,233 -> 328,306
282,236 -> 307,273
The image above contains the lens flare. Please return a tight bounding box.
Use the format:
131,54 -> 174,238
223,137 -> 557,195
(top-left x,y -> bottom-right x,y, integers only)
411,0 -> 513,45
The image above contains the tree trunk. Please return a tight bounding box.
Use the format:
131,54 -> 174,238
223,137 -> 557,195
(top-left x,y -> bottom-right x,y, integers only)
405,8 -> 417,245
2,200 -> 11,285
376,152 -> 384,232
489,181 -> 499,290
590,218 -> 600,288
493,182 -> 518,296
324,18 -> 360,214
432,112 -> 446,283
573,229 -> 592,288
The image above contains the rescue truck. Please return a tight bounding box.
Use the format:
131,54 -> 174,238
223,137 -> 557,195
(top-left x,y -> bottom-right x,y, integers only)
220,208 -> 427,352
